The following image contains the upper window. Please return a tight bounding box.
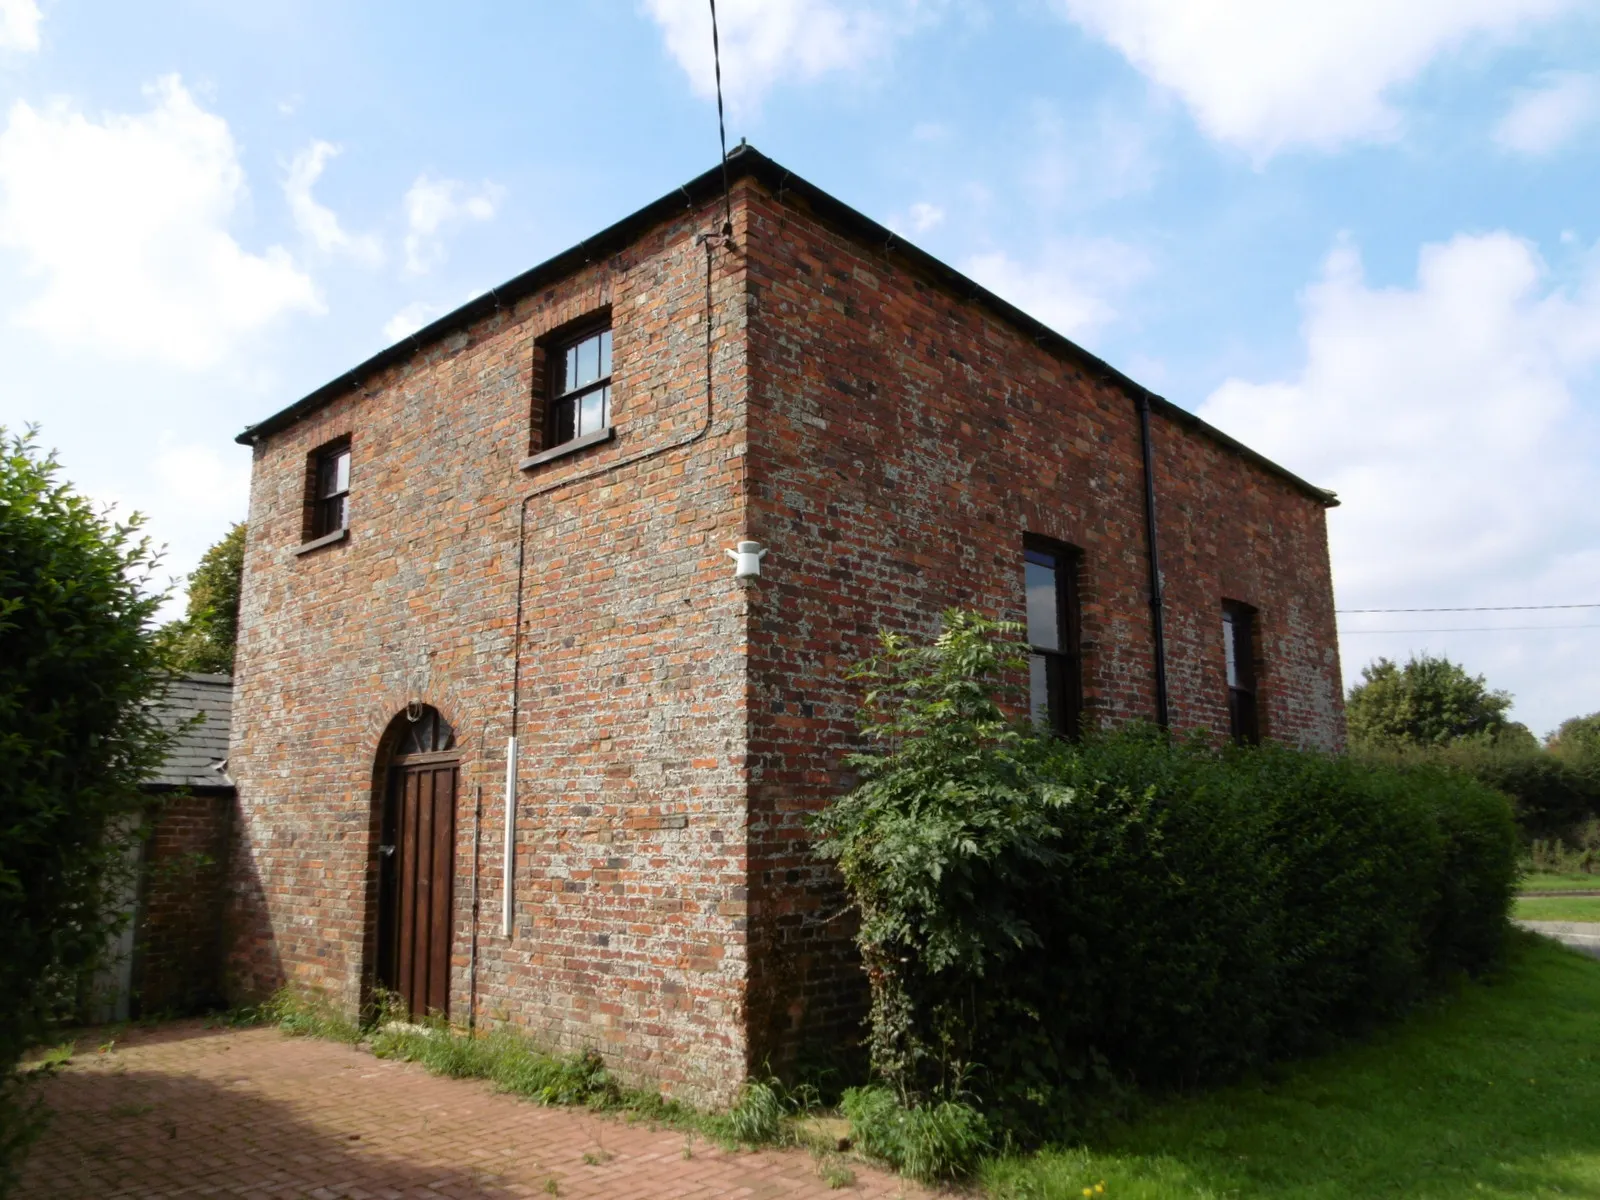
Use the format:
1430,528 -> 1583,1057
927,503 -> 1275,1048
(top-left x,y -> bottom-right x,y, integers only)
1024,541 -> 1083,738
1222,602 -> 1260,745
309,440 -> 351,540
547,326 -> 612,448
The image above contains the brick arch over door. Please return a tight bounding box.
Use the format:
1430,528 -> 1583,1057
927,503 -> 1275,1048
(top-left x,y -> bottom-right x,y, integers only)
370,705 -> 460,1020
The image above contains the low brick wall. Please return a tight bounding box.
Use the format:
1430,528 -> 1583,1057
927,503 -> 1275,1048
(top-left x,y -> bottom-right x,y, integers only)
134,789 -> 233,1015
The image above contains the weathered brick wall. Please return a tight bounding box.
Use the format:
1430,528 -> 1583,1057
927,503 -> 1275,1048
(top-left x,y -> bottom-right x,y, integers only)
229,163 -> 1343,1098
135,790 -> 231,1015
737,181 -> 1344,1068
229,193 -> 754,1103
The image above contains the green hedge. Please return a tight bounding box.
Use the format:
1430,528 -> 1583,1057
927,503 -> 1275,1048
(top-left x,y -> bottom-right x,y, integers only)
813,615 -> 1519,1142
1356,740 -> 1600,842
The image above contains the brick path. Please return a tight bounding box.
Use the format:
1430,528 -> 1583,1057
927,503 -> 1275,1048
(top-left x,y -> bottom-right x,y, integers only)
16,1022 -> 931,1199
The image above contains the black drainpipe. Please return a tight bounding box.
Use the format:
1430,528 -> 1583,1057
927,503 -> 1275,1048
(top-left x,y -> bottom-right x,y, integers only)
1137,391 -> 1171,729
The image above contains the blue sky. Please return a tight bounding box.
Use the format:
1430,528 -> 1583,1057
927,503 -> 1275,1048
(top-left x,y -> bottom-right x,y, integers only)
1,0 -> 1598,734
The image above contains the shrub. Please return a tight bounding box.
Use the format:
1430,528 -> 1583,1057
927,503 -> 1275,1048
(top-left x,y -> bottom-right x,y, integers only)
840,1085 -> 991,1183
1357,740 -> 1600,844
813,613 -> 1519,1145
727,1078 -> 786,1142
0,429 -> 173,1187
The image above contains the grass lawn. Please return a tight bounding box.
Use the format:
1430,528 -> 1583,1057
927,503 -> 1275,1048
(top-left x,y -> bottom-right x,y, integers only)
1515,895 -> 1600,923
1520,873 -> 1600,893
980,933 -> 1600,1198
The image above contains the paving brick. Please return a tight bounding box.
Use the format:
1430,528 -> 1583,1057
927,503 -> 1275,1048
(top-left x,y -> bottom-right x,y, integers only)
16,1023 -> 923,1199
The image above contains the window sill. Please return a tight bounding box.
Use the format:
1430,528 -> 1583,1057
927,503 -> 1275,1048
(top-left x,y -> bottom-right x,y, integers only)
519,426 -> 615,471
294,528 -> 348,556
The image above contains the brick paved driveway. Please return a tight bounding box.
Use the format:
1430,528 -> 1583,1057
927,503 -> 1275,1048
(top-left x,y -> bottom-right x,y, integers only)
16,1022 -> 930,1199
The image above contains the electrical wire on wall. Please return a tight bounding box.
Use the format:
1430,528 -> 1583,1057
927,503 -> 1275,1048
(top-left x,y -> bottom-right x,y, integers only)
499,0 -> 738,941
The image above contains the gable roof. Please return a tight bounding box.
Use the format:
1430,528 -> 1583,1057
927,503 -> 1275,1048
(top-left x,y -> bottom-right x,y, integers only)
147,673 -> 233,790
237,145 -> 1336,508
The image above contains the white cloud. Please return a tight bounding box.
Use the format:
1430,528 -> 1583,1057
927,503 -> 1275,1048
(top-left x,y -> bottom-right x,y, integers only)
964,238 -> 1150,344
0,0 -> 41,53
1197,232 -> 1600,733
284,141 -> 383,266
1494,71 -> 1600,155
382,300 -> 445,344
402,174 -> 501,275
643,0 -> 923,111
0,76 -> 322,370
1053,0 -> 1578,159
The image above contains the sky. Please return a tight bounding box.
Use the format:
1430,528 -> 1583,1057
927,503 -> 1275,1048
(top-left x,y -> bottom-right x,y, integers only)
0,0 -> 1598,736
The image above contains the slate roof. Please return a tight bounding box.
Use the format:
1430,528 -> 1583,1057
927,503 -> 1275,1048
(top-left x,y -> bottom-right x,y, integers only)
147,673 -> 234,790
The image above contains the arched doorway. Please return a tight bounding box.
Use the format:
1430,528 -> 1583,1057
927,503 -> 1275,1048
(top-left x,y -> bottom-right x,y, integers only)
375,706 -> 458,1020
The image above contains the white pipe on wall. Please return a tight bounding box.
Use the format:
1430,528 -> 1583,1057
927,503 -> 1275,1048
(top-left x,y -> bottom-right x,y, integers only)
502,736 -> 517,937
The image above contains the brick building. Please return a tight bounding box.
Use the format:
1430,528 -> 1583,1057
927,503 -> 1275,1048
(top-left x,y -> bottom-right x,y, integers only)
228,145 -> 1344,1104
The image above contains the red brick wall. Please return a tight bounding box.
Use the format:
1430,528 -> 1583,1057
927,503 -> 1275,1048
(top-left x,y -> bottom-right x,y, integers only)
229,193 -> 755,1103
230,173 -> 1343,1098
136,790 -> 231,1015
737,181 -> 1343,1067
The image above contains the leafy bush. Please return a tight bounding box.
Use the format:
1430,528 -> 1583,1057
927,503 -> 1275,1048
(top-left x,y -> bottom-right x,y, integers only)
813,613 -> 1519,1144
0,429 -> 173,1186
1357,739 -> 1600,844
840,1085 -> 991,1183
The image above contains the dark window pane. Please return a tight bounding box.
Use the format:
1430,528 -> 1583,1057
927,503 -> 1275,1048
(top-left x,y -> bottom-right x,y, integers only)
1029,654 -> 1049,728
564,344 -> 579,393
553,397 -> 576,446
1026,559 -> 1059,650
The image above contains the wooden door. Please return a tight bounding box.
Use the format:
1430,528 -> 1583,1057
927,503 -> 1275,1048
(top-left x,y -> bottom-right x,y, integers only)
383,758 -> 457,1019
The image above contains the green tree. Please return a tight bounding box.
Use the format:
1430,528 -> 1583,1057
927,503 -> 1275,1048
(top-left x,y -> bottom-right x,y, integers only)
1346,654 -> 1514,748
157,522 -> 245,675
0,429 -> 172,1185
1548,712 -> 1600,760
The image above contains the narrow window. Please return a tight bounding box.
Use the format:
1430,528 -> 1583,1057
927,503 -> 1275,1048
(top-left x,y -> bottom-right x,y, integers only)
309,440 -> 351,539
1024,541 -> 1083,738
547,325 -> 612,448
1222,602 -> 1260,745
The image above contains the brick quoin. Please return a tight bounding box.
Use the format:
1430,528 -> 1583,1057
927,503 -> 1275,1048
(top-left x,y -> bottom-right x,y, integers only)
228,147 -> 1344,1105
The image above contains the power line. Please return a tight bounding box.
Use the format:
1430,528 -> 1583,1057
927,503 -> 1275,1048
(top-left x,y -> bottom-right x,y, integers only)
1338,603 -> 1600,613
1343,625 -> 1600,634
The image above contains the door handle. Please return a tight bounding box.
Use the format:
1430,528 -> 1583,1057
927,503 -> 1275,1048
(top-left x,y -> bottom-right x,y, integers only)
379,844 -> 395,857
